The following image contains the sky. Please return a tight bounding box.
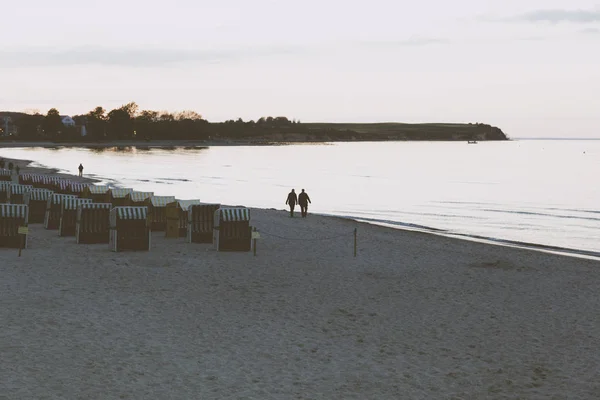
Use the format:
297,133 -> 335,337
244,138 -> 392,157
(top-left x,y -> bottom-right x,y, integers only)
0,0 -> 599,138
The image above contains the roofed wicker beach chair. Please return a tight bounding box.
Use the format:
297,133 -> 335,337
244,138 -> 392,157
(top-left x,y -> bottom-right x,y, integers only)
0,204 -> 29,248
0,169 -> 11,182
213,207 -> 252,251
30,174 -> 45,187
76,203 -> 112,244
109,206 -> 151,252
145,196 -> 176,231
187,203 -> 221,244
44,193 -> 77,230
68,182 -> 89,197
81,185 -> 110,202
58,197 -> 93,236
18,173 -> 35,185
23,189 -> 54,224
165,199 -> 201,238
8,184 -> 33,205
107,188 -> 134,207
125,191 -> 154,206
55,180 -> 73,194
0,182 -> 11,203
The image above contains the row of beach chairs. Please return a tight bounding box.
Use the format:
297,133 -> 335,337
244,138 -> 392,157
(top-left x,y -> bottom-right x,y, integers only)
0,175 -> 253,252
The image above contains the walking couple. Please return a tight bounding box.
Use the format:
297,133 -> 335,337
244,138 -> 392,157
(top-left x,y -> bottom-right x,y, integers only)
285,189 -> 311,218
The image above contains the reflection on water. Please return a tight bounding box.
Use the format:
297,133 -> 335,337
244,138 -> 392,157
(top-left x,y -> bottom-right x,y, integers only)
1,141 -> 599,255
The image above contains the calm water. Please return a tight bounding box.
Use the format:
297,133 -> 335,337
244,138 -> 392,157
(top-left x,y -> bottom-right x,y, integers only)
2,140 -> 599,256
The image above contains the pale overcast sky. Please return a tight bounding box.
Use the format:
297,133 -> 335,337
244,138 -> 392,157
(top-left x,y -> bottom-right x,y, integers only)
0,0 -> 599,137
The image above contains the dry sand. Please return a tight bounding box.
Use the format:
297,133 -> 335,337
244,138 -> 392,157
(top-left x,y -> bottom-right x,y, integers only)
1,160 -> 600,399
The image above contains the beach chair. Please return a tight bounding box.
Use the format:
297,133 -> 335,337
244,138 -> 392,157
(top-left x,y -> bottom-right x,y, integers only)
109,206 -> 151,252
146,196 -> 176,231
0,182 -> 10,203
44,194 -> 77,230
23,189 -> 54,224
125,191 -> 154,206
107,188 -> 134,207
0,169 -> 11,182
165,199 -> 201,238
8,184 -> 33,204
59,198 -> 93,236
76,203 -> 112,244
68,182 -> 89,197
0,204 -> 29,248
187,203 -> 221,243
213,207 -> 252,251
81,185 -> 110,202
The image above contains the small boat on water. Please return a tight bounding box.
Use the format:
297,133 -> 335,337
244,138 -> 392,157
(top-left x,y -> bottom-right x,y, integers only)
468,140 -> 478,144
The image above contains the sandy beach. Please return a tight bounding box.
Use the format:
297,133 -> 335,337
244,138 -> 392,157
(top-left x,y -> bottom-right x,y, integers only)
1,159 -> 600,399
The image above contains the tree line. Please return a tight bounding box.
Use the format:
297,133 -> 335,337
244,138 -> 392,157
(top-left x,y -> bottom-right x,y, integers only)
5,102 -> 308,142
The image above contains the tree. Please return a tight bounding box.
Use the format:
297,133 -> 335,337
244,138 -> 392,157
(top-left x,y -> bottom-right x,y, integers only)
107,105 -> 134,139
121,102 -> 139,118
176,110 -> 203,121
43,108 -> 63,139
85,106 -> 107,139
14,113 -> 44,140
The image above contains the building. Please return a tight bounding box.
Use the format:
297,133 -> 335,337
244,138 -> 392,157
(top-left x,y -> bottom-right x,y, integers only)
60,115 -> 76,126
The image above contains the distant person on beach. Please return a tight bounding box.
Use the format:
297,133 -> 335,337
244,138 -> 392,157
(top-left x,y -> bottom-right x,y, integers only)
78,163 -> 84,177
298,189 -> 311,218
286,189 -> 297,217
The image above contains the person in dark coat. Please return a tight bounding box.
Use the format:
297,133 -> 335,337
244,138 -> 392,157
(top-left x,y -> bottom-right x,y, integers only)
285,189 -> 297,217
78,163 -> 84,177
298,189 -> 311,218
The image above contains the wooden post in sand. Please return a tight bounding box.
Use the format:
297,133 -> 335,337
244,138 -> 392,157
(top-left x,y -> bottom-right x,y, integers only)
354,228 -> 357,257
253,227 -> 257,256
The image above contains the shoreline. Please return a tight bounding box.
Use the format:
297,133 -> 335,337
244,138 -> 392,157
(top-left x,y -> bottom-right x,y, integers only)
2,158 -> 600,398
3,155 -> 599,262
0,138 -> 509,149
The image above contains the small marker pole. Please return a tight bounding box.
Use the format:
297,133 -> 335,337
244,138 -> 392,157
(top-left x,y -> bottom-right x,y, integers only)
353,228 -> 357,257
253,227 -> 257,257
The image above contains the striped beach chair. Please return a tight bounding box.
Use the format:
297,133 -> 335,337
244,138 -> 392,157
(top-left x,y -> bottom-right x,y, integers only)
55,180 -> 73,194
146,196 -> 176,231
187,203 -> 221,243
8,184 -> 33,204
81,185 -> 110,202
107,188 -> 134,207
44,194 -> 77,230
0,182 -> 10,203
18,173 -> 34,185
0,169 -> 11,182
24,189 -> 54,224
40,176 -> 55,190
30,174 -> 45,187
126,191 -> 154,206
59,198 -> 93,236
68,182 -> 89,196
76,203 -> 112,244
165,199 -> 201,238
0,204 -> 29,248
109,206 -> 151,252
213,207 -> 252,251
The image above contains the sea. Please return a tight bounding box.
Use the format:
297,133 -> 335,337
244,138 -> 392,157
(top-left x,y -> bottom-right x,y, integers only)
1,139 -> 599,258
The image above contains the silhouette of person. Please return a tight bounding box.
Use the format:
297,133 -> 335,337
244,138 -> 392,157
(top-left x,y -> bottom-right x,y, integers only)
0,158 -> 4,169
285,189 -> 297,217
298,189 -> 311,218
78,163 -> 84,177
15,165 -> 20,175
